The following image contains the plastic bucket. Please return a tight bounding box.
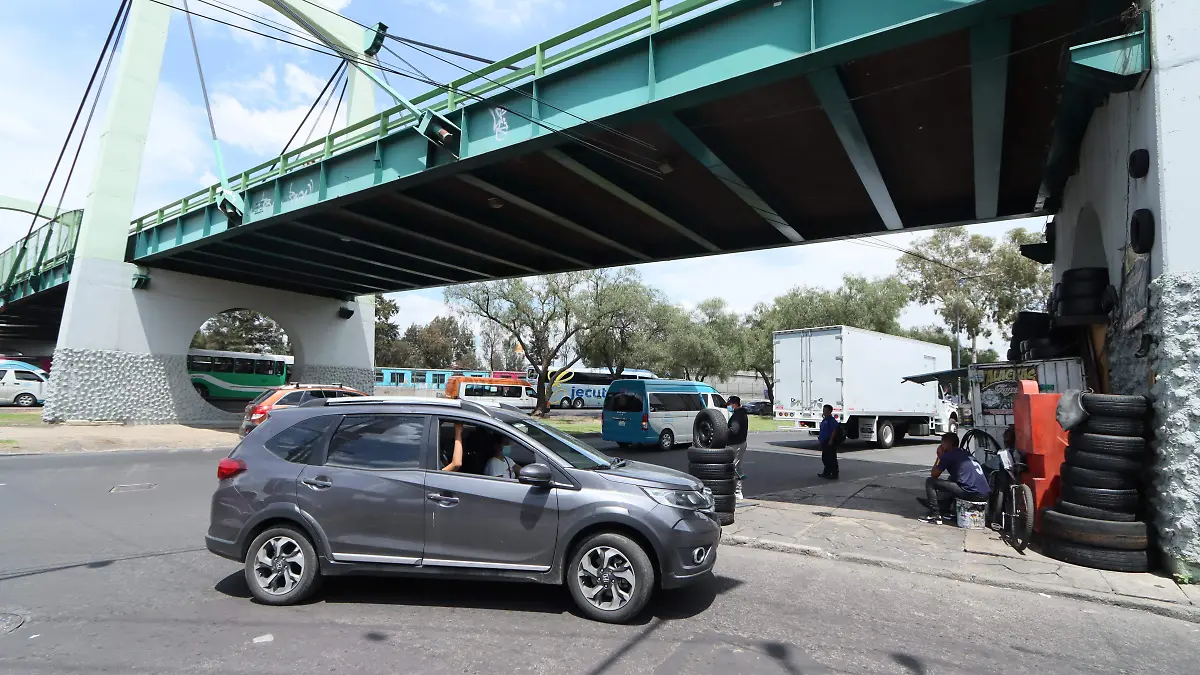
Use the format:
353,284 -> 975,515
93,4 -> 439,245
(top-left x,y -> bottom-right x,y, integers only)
955,498 -> 987,529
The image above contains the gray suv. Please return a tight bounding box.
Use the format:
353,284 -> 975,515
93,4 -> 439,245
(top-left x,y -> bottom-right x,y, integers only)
205,397 -> 720,623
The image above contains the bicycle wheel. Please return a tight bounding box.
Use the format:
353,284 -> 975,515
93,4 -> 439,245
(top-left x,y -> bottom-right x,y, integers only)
986,471 -> 1007,530
1010,483 -> 1035,552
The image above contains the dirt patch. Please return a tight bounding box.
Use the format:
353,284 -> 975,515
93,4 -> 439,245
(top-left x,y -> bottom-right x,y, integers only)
1,423 -> 240,454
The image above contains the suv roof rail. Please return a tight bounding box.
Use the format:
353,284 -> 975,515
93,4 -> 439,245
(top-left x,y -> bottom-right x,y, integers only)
316,396 -> 502,418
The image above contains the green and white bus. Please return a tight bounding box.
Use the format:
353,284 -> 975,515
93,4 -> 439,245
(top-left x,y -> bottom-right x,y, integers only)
187,349 -> 293,401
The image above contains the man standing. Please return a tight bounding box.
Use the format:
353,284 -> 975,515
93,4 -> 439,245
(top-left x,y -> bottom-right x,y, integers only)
921,432 -> 990,524
726,396 -> 749,500
817,404 -> 839,479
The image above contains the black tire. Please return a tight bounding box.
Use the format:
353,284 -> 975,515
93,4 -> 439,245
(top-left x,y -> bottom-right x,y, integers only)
567,532 -> 655,624
1068,432 -> 1146,457
1011,483 -> 1034,552
657,429 -> 675,451
1041,509 -> 1150,550
689,462 -> 734,480
194,383 -> 210,400
704,478 -> 736,495
715,511 -> 735,526
1026,346 -> 1070,360
1057,298 -> 1106,316
1020,338 -> 1060,352
692,408 -> 729,449
713,494 -> 736,512
1130,208 -> 1155,255
1061,267 -> 1109,284
1006,348 -> 1021,362
947,417 -> 958,435
558,398 -> 572,409
876,420 -> 896,449
1077,415 -> 1145,437
13,393 -> 38,407
1057,499 -> 1140,523
572,397 -> 586,410
617,442 -> 632,448
1059,278 -> 1108,299
1065,447 -> 1144,473
1060,463 -> 1141,490
687,446 -> 735,463
1080,393 -> 1149,419
1012,312 -> 1051,340
1060,483 -> 1140,512
244,526 -> 322,606
1040,536 -> 1150,573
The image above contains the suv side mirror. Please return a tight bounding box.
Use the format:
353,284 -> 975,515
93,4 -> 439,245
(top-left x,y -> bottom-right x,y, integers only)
518,463 -> 553,487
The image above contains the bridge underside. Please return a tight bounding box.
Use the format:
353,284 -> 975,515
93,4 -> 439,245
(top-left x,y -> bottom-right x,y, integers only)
0,285 -> 65,345
126,0 -> 1122,299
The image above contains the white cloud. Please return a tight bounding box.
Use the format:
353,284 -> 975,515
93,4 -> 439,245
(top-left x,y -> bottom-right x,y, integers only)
387,289 -> 454,329
283,63 -> 323,102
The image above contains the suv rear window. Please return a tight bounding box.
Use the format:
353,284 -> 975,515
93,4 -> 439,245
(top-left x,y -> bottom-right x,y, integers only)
603,390 -> 643,412
264,416 -> 338,463
276,391 -> 305,406
249,390 -> 276,406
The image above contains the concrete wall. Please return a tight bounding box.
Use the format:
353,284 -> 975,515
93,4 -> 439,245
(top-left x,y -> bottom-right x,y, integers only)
1052,0 -> 1200,580
708,371 -> 771,400
45,258 -> 375,423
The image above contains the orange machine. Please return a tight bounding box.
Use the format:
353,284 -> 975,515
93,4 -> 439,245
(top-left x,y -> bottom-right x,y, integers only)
1012,379 -> 1068,532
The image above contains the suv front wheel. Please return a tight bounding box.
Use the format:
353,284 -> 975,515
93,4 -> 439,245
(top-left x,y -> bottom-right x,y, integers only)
244,526 -> 321,606
567,532 -> 655,624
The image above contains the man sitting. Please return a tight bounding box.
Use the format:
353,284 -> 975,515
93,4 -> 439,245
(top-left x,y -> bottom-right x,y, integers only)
920,432 -> 990,524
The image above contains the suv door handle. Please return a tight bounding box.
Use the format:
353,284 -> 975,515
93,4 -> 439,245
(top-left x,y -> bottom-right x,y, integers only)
427,493 -> 459,506
302,477 -> 333,490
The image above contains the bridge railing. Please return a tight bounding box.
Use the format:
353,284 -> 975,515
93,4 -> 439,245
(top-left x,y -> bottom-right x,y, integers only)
129,0 -> 727,235
0,210 -> 83,297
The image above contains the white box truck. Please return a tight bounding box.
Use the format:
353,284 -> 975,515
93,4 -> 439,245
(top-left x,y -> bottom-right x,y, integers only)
773,326 -> 959,448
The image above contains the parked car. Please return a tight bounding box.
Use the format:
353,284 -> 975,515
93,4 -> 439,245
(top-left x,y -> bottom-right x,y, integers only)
0,361 -> 48,407
742,400 -> 772,416
206,397 -> 720,623
239,384 -> 364,437
600,379 -> 731,450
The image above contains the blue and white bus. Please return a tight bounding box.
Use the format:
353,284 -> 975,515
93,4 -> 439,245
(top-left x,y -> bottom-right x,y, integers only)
528,366 -> 657,409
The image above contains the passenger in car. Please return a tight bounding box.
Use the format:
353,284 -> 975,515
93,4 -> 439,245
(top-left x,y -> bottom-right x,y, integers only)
442,423 -> 464,471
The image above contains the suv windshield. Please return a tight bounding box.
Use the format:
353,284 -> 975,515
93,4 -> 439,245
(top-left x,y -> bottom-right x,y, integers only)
501,415 -> 613,470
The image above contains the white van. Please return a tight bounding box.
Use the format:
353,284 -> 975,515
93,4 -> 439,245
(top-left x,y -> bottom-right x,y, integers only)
445,376 -> 537,410
602,379 -> 732,450
0,362 -> 48,407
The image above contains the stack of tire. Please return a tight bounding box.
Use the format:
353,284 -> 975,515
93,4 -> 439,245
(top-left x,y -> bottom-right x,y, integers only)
1040,393 -> 1153,572
1008,311 -> 1051,362
688,409 -> 736,526
1055,267 -> 1117,326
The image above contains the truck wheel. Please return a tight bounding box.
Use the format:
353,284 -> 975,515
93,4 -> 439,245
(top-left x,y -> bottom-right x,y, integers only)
947,417 -> 958,434
876,421 -> 895,449
14,393 -> 38,407
559,398 -> 572,409
572,397 -> 586,409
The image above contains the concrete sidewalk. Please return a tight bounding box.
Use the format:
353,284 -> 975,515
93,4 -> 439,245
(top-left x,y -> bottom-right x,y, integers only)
722,471 -> 1200,622
0,422 -> 239,454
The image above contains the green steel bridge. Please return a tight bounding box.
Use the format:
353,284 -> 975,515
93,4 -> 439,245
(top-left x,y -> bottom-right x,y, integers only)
0,0 -> 1147,345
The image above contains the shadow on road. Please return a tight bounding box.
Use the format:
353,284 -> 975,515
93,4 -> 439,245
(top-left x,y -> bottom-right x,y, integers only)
215,570 -> 742,622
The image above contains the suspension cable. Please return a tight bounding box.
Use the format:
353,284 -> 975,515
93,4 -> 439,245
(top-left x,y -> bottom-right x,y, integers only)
2,0 -> 130,304
181,0 -> 219,146
280,60 -> 346,157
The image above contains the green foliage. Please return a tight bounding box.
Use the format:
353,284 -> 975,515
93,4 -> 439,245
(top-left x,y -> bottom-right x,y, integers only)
445,269 -> 641,412
480,322 -> 526,372
577,277 -> 665,377
191,309 -> 290,354
400,316 -> 480,370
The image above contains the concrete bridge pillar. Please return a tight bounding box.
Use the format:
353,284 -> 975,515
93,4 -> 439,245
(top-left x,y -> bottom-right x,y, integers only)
45,0 -> 375,423
1054,0 -> 1200,581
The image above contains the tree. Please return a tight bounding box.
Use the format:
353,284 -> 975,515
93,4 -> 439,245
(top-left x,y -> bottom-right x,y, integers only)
445,269 -> 640,413
191,309 -> 290,354
745,275 -> 912,401
896,228 -> 996,363
990,228 -> 1054,336
577,278 -> 665,377
373,294 -> 413,366
903,324 -> 999,367
645,298 -> 743,382
480,322 -> 525,372
401,316 -> 480,369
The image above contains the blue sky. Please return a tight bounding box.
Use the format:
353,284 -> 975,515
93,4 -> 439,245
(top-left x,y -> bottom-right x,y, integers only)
1,0 -> 1041,349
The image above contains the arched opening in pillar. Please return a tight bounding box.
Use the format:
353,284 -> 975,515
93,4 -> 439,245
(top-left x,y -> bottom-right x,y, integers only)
1069,203 -> 1108,270
188,308 -> 296,415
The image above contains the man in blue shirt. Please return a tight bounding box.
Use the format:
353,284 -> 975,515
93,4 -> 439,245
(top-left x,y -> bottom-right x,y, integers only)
817,404 -> 840,479
921,432 -> 990,524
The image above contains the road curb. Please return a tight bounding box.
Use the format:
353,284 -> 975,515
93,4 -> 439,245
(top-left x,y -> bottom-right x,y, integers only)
0,446 -> 235,458
722,533 -> 1200,624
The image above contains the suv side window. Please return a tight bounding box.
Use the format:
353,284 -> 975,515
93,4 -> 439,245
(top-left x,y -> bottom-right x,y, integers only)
276,391 -> 304,406
300,390 -> 327,403
710,393 -> 727,409
14,371 -> 43,382
0,370 -> 8,381
264,415 -> 338,463
678,393 -> 705,411
327,415 -> 425,470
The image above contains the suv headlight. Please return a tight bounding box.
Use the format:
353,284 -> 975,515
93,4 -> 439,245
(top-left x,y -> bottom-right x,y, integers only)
642,487 -> 713,510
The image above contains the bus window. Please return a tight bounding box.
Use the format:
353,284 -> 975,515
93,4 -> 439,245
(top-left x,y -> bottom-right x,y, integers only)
375,371 -> 384,383
276,361 -> 286,376
234,359 -> 254,374
431,373 -> 447,386
503,386 -> 521,398
412,372 -> 427,384
254,360 -> 275,375
390,372 -> 403,385
212,357 -> 234,373
188,356 -> 212,372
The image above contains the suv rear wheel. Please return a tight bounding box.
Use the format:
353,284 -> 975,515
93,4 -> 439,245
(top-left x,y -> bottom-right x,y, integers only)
244,526 -> 321,606
567,532 -> 655,624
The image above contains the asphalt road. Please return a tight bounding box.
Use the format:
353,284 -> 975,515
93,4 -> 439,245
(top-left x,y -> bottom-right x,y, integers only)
3,449 -> 1198,674
599,432 -> 938,497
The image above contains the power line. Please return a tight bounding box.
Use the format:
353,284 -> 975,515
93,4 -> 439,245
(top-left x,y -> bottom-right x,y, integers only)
144,0 -> 666,178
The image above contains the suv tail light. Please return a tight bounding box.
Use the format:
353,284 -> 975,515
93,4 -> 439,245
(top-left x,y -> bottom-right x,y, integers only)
641,413 -> 649,430
217,457 -> 247,480
248,403 -> 271,421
